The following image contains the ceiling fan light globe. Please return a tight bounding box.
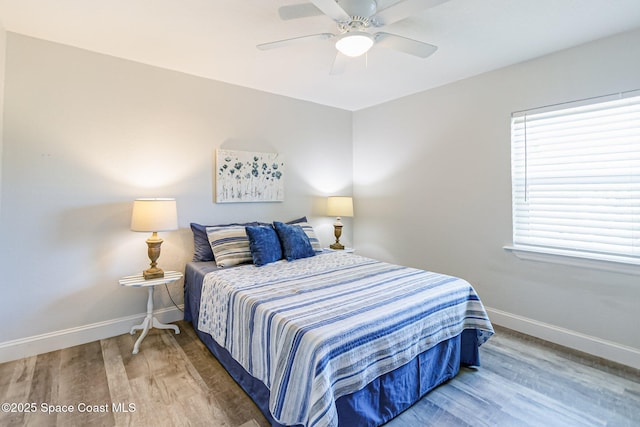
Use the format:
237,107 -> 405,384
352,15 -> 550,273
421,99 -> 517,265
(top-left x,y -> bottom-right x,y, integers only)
335,32 -> 374,57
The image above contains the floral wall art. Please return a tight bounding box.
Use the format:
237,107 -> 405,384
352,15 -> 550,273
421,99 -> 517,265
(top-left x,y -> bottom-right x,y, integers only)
216,149 -> 285,203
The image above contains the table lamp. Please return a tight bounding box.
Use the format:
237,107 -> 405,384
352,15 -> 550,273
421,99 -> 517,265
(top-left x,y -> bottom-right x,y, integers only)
131,198 -> 178,279
327,196 -> 354,250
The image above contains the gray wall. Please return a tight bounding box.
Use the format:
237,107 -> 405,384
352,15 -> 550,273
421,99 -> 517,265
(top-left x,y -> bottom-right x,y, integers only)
353,29 -> 640,355
0,23 -> 5,213
2,28 -> 638,366
0,33 -> 353,344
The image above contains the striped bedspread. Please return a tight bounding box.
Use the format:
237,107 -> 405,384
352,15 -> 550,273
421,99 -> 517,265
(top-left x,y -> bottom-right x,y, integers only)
198,252 -> 493,427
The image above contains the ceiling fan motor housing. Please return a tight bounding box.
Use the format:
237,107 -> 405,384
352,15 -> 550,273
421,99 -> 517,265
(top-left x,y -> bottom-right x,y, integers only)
338,16 -> 370,33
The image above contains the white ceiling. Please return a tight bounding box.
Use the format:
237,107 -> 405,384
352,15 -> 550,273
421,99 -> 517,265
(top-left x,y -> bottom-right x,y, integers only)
1,0 -> 639,111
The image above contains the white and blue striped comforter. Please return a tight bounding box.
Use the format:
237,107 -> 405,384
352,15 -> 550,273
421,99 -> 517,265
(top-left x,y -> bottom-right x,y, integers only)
198,252 -> 493,427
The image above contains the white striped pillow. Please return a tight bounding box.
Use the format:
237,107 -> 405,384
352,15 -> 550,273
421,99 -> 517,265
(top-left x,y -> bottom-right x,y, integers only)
206,225 -> 253,267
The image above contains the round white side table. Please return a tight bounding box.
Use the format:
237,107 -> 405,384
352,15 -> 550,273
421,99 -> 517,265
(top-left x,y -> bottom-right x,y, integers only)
118,271 -> 183,354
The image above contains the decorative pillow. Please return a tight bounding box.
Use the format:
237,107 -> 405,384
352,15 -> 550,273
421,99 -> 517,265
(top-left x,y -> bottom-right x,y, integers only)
287,217 -> 323,253
245,225 -> 283,266
206,225 -> 254,267
273,221 -> 316,261
191,221 -> 260,262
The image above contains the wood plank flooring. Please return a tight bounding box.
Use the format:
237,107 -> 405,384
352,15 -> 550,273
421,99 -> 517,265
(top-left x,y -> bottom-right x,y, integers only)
1,322 -> 638,426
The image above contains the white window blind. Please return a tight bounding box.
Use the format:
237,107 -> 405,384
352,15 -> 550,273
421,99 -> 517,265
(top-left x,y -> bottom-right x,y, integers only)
510,92 -> 640,264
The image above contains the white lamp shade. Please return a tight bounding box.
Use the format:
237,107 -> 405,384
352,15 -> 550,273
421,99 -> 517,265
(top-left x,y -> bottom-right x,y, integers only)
131,198 -> 178,232
335,32 -> 374,57
327,196 -> 354,217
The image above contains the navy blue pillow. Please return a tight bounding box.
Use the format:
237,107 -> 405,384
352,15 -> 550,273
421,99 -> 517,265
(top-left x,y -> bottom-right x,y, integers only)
245,225 -> 283,266
287,216 -> 308,224
190,223 -> 214,262
273,221 -> 316,261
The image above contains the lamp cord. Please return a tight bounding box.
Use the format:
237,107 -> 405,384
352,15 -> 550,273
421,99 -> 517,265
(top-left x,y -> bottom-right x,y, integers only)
164,283 -> 184,312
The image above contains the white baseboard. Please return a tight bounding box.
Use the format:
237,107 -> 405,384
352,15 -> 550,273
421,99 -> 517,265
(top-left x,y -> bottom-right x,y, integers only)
3,306 -> 638,370
486,307 -> 640,370
0,306 -> 184,364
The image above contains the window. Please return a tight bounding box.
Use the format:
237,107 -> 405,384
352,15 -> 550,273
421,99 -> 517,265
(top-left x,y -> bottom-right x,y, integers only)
509,91 -> 640,267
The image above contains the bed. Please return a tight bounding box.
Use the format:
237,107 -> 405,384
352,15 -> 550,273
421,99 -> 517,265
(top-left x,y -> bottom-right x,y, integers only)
184,221 -> 493,427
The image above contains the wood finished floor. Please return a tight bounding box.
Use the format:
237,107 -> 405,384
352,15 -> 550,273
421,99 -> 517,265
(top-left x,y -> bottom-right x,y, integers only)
1,322 -> 638,427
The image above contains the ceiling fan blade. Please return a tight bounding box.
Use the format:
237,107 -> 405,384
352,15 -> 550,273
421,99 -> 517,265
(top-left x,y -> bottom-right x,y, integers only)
372,0 -> 449,27
309,0 -> 351,22
278,3 -> 323,20
374,32 -> 438,58
330,52 -> 348,75
257,33 -> 335,51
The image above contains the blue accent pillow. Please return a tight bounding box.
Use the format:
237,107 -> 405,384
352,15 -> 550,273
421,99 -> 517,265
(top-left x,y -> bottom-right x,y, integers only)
287,216 -> 322,253
245,225 -> 283,266
273,221 -> 316,261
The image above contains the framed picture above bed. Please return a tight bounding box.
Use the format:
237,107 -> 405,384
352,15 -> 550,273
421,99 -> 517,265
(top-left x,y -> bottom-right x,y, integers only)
216,149 -> 285,203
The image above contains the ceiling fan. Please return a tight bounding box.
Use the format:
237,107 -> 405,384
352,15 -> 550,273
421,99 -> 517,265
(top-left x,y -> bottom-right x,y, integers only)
257,0 -> 447,70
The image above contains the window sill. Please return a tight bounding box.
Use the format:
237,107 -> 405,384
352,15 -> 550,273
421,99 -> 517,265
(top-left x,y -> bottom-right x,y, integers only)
503,245 -> 640,276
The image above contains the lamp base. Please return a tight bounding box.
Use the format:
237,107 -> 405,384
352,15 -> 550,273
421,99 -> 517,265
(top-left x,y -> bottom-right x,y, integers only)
331,222 -> 344,250
144,233 -> 165,280
143,267 -> 165,280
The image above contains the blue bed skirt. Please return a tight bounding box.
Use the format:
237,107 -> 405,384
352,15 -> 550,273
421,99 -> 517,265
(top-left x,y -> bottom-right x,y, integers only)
184,262 -> 481,427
